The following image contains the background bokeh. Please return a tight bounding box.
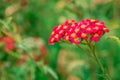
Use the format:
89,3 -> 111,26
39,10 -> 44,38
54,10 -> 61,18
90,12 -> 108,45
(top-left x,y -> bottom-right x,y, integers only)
0,0 -> 120,80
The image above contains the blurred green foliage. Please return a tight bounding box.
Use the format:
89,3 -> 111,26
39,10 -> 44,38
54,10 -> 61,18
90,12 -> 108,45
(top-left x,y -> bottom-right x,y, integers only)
0,0 -> 120,80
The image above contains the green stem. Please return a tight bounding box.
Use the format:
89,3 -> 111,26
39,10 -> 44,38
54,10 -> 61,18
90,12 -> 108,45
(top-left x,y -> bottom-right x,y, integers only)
76,44 -> 85,51
76,44 -> 92,57
90,44 -> 112,80
92,45 -> 104,73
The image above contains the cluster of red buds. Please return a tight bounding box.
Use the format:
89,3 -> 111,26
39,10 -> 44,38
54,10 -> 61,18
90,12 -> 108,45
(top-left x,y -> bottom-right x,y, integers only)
49,19 -> 109,44
0,36 -> 15,52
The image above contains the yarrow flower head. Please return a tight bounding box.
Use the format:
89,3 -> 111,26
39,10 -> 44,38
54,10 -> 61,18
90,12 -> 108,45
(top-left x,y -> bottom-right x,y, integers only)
48,19 -> 109,45
49,19 -> 111,80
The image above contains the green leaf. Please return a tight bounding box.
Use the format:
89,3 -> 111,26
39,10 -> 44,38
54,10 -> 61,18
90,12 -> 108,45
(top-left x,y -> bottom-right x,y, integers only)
16,42 -> 28,51
107,36 -> 120,46
43,66 -> 58,80
0,19 -> 10,30
5,17 -> 13,25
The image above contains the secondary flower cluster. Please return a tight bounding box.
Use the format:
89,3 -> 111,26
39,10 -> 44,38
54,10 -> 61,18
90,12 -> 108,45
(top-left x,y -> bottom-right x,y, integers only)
48,19 -> 109,44
0,36 -> 15,52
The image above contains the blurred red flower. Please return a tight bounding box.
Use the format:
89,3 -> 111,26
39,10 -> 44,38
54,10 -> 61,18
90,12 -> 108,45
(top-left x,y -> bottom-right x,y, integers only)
0,36 -> 15,52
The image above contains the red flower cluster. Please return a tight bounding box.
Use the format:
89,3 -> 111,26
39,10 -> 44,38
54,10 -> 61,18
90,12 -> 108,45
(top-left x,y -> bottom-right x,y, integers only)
0,36 -> 15,52
49,19 -> 109,44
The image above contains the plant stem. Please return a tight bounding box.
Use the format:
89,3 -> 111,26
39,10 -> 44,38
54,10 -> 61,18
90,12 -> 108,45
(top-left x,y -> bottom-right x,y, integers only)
90,44 -> 112,80
76,41 -> 112,80
92,46 -> 104,73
